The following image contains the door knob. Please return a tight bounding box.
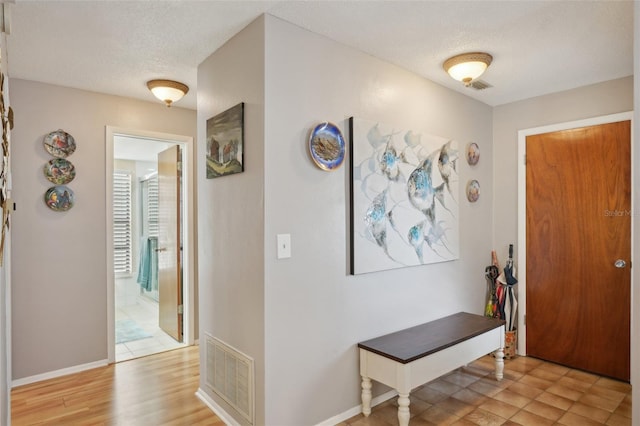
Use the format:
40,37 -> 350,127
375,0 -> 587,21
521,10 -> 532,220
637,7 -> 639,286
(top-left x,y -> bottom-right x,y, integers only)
155,247 -> 167,253
614,259 -> 626,268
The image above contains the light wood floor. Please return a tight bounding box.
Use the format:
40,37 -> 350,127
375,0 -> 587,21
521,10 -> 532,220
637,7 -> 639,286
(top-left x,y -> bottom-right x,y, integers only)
11,346 -> 224,425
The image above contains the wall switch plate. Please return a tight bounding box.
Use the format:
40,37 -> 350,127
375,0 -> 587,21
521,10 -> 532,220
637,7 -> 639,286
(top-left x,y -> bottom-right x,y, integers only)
277,234 -> 291,259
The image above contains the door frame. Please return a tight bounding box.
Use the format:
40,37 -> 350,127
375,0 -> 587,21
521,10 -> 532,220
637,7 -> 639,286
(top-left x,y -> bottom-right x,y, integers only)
105,126 -> 196,363
517,111 -> 633,356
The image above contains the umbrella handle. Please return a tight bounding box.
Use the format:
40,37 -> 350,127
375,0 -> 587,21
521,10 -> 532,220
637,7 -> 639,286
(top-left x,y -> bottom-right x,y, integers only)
508,244 -> 513,259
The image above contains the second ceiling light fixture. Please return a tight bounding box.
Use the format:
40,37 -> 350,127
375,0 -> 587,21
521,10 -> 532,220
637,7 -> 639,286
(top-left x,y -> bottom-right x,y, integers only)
443,52 -> 493,87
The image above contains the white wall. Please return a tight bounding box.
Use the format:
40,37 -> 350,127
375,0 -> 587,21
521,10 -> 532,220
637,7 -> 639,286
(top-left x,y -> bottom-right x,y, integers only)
9,79 -> 195,380
492,76 -> 633,254
197,16 -> 266,426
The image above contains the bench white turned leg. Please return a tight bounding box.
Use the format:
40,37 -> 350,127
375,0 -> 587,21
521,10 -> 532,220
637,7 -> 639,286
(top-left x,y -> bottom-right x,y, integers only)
361,376 -> 372,416
397,392 -> 410,426
494,347 -> 504,381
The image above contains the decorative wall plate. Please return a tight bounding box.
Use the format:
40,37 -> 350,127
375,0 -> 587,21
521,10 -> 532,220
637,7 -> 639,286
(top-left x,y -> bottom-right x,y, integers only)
466,142 -> 480,165
44,185 -> 75,212
466,179 -> 480,202
44,158 -> 76,184
44,129 -> 76,158
308,122 -> 345,171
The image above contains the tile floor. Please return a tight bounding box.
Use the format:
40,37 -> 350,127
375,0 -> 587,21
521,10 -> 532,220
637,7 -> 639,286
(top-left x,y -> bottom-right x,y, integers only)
341,355 -> 631,426
115,277 -> 185,362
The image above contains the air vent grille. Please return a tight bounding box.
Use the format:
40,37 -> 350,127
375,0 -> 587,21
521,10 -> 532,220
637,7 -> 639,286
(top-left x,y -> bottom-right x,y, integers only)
205,334 -> 254,424
471,80 -> 492,90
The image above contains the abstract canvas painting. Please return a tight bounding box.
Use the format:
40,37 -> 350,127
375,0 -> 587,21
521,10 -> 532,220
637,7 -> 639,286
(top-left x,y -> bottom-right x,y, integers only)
349,117 -> 459,275
206,102 -> 244,178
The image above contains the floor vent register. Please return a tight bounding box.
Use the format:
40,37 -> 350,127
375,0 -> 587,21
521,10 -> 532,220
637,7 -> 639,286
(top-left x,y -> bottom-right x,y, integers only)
205,333 -> 254,424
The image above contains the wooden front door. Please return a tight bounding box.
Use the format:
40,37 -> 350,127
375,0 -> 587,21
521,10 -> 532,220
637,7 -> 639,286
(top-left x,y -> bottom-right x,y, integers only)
158,145 -> 183,342
525,120 -> 630,381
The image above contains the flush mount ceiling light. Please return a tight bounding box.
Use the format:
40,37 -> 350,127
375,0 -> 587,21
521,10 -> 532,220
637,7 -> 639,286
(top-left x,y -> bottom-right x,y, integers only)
146,79 -> 189,107
443,52 -> 493,87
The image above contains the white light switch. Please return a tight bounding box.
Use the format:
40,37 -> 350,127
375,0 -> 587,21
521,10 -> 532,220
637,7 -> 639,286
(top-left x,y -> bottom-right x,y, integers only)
277,234 -> 291,259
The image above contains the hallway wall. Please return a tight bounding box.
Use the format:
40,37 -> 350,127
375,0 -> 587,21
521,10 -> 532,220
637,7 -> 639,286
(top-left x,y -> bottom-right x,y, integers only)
197,16 -> 267,425
9,79 -> 195,381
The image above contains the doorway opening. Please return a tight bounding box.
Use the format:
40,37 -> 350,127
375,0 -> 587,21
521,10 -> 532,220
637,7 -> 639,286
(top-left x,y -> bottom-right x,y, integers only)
107,128 -> 195,363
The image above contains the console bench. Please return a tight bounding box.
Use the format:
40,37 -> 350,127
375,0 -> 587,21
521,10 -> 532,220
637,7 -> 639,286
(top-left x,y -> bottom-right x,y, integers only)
357,312 -> 505,426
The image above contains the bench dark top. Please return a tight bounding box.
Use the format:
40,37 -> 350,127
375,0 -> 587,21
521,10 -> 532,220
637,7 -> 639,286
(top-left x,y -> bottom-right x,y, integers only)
357,312 -> 505,364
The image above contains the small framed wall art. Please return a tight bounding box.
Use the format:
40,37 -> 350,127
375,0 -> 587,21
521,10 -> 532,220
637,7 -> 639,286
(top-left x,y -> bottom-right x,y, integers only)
206,102 -> 244,178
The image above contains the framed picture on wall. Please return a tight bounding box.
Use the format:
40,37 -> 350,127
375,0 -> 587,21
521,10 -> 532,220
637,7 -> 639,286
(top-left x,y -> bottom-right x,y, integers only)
349,117 -> 460,275
206,102 -> 244,179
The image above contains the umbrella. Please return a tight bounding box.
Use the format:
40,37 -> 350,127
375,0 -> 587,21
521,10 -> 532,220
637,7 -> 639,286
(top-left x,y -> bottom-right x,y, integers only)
484,250 -> 504,318
503,244 -> 518,331
484,264 -> 499,317
496,277 -> 506,320
504,244 -> 518,285
505,286 -> 518,331
497,273 -> 517,331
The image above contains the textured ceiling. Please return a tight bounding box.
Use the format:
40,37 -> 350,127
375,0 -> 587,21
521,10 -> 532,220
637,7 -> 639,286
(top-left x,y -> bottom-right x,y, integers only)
6,1 -> 634,110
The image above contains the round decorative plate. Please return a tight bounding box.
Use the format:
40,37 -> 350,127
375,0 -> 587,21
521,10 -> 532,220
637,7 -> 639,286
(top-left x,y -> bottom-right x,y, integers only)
466,142 -> 480,165
466,179 -> 480,202
308,122 -> 345,171
44,185 -> 75,212
43,129 -> 76,158
44,158 -> 76,184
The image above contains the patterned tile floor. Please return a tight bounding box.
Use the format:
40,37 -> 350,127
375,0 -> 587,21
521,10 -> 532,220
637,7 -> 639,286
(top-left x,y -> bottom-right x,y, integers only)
341,355 -> 631,426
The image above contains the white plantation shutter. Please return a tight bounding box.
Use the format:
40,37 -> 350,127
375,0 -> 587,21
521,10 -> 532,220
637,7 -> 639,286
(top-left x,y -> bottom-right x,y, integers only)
113,171 -> 132,274
144,175 -> 159,238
